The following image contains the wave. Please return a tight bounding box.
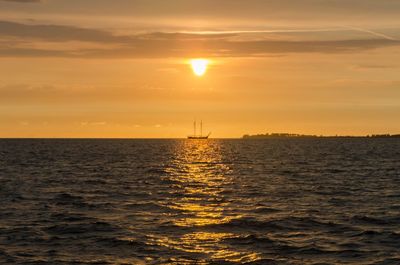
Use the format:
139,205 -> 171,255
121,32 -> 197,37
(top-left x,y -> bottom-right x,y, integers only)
351,215 -> 400,226
223,234 -> 275,246
49,212 -> 96,223
253,206 -> 281,214
96,236 -> 147,249
373,258 -> 400,265
51,193 -> 92,208
223,233 -> 369,259
122,202 -> 181,213
203,216 -> 349,233
45,221 -> 121,235
352,230 -> 400,248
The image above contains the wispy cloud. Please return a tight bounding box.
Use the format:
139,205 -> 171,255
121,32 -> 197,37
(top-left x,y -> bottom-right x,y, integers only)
345,26 -> 397,41
0,0 -> 41,3
351,63 -> 399,71
0,21 -> 399,58
80,121 -> 107,126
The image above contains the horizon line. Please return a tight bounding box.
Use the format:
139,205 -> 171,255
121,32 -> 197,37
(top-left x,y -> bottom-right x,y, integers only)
1,135 -> 400,140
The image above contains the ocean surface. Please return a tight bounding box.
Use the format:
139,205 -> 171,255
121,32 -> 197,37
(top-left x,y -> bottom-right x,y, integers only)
0,139 -> 399,265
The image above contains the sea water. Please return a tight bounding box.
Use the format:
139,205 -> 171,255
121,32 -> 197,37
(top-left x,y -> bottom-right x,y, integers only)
0,139 -> 399,264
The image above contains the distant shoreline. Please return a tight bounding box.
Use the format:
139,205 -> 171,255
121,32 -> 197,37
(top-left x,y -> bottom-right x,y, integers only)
243,133 -> 400,139
1,135 -> 400,140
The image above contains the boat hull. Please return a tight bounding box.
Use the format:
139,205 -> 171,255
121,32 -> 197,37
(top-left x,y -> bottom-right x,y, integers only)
187,136 -> 209,139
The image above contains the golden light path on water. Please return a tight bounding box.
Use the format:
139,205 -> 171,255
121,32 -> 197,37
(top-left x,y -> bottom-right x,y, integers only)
150,140 -> 261,264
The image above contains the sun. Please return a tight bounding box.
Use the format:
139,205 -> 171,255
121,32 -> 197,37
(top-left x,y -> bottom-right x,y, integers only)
190,59 -> 209,76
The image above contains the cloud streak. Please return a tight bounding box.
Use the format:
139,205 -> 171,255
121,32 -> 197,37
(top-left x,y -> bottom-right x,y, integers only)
345,26 -> 398,41
1,21 -> 400,58
0,0 -> 41,3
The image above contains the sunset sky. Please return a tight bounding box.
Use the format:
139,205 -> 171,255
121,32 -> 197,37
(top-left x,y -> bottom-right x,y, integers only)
1,0 -> 400,138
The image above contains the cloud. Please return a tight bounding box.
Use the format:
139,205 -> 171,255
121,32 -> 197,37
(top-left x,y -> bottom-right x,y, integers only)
345,26 -> 397,41
19,121 -> 29,126
80,121 -> 107,126
0,84 -> 59,98
0,21 -> 121,42
6,0 -> 397,23
0,83 -> 95,103
0,0 -> 41,3
351,64 -> 398,70
0,21 -> 400,58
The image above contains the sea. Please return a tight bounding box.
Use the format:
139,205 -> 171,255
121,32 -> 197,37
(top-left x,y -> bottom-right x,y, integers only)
0,138 -> 399,265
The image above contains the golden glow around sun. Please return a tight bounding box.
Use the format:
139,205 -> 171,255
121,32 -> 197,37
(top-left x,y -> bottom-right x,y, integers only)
190,59 -> 209,76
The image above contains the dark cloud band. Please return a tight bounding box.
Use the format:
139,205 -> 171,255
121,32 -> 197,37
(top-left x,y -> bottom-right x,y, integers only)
0,21 -> 399,58
0,0 -> 41,3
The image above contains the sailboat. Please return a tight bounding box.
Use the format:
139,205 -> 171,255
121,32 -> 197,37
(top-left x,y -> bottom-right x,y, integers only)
187,120 -> 211,139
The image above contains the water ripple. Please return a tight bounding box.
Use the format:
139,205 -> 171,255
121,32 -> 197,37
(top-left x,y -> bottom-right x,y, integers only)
0,138 -> 399,264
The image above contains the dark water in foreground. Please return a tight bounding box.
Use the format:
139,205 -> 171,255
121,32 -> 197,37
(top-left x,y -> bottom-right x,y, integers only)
0,139 -> 400,265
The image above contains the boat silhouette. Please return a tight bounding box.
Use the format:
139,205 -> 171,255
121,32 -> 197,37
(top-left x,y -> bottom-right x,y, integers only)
187,120 -> 211,139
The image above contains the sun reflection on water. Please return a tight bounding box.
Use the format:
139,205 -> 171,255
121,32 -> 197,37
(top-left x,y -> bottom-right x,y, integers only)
151,140 -> 261,263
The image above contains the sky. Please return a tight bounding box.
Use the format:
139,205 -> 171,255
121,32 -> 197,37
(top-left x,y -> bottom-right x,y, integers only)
1,0 -> 400,138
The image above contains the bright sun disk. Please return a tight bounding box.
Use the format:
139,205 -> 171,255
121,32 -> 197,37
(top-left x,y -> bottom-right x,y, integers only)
190,59 -> 209,76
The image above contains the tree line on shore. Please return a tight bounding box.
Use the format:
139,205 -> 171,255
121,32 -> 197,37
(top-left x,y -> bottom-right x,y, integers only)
242,133 -> 400,139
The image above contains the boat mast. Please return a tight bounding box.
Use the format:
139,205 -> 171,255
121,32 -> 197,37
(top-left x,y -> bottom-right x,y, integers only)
200,120 -> 203,137
194,120 -> 197,136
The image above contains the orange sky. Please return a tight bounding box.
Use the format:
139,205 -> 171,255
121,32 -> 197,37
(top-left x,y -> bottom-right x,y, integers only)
0,0 -> 399,137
